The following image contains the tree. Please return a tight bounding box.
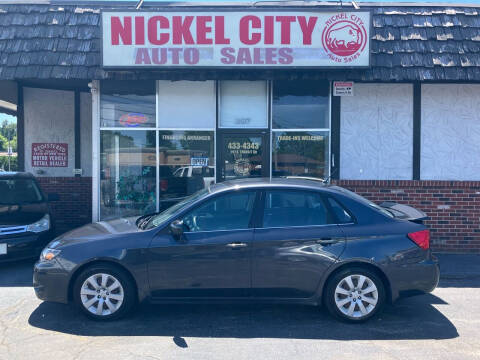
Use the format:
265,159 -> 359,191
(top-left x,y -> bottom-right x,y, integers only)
0,134 -> 7,152
0,119 -> 16,141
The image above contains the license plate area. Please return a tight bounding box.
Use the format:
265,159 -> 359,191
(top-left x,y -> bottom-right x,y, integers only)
0,243 -> 6,255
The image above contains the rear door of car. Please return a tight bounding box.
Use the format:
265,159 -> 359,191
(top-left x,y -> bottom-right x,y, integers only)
252,189 -> 347,299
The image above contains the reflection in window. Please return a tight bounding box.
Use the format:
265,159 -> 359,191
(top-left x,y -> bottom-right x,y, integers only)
272,131 -> 329,179
158,131 -> 215,211
273,80 -> 329,129
263,191 -> 332,227
219,81 -> 268,128
182,191 -> 256,232
100,130 -> 156,220
101,80 -> 156,128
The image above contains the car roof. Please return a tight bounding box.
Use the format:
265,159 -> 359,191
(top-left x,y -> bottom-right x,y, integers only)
209,177 -> 344,195
0,171 -> 36,179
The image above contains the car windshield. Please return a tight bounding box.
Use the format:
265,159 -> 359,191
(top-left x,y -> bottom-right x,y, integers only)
0,178 -> 44,204
144,188 -> 209,229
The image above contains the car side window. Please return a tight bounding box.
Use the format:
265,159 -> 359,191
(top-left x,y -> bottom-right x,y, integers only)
263,191 -> 333,228
182,191 -> 256,232
327,197 -> 354,224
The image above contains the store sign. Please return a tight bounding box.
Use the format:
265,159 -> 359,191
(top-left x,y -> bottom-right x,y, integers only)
119,112 -> 149,127
333,81 -> 354,96
31,143 -> 68,167
102,11 -> 370,68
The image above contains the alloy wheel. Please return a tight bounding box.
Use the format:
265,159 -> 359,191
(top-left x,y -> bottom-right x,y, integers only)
80,273 -> 125,316
334,274 -> 378,319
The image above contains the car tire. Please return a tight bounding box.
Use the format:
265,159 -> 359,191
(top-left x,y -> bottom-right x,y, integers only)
324,267 -> 386,323
73,263 -> 136,321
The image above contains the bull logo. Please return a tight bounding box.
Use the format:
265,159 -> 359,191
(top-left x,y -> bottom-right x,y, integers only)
322,18 -> 367,58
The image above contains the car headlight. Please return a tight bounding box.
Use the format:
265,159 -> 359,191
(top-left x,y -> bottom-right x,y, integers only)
27,214 -> 50,233
40,248 -> 61,261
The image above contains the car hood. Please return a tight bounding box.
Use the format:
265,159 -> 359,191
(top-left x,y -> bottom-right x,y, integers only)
54,216 -> 141,246
0,202 -> 49,226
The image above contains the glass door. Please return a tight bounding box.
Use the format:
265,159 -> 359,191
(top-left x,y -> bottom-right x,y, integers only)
218,132 -> 269,182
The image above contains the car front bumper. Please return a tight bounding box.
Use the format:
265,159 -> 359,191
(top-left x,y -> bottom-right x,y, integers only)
33,259 -> 70,304
0,230 -> 54,262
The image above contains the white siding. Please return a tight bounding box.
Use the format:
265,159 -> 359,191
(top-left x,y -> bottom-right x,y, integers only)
340,83 -> 413,180
421,84 -> 480,180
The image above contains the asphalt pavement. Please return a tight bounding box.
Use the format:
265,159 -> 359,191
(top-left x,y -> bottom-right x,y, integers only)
0,256 -> 479,360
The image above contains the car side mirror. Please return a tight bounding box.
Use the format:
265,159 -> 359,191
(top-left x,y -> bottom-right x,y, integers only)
170,219 -> 185,241
47,193 -> 60,202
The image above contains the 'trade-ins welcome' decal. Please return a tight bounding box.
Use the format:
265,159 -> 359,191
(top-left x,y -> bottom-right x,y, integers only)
102,11 -> 370,68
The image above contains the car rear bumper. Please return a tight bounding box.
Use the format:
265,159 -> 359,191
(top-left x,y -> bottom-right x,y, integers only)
33,260 -> 70,304
391,254 -> 440,301
0,230 -> 54,263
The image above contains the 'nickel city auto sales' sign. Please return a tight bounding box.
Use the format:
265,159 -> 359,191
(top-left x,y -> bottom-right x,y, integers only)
102,11 -> 371,68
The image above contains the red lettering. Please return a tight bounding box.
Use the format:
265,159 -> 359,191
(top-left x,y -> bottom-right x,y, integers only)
264,16 -> 274,44
172,16 -> 195,45
215,16 -> 230,44
236,48 -> 252,64
196,16 -> 212,44
170,48 -> 182,64
111,16 -> 132,45
276,16 -> 296,44
147,16 -> 169,45
239,16 -> 261,45
152,48 -> 167,64
135,17 -> 145,45
221,47 -> 235,64
298,16 -> 317,45
135,48 -> 151,64
265,48 -> 277,64
278,48 -> 293,64
253,48 -> 264,64
184,48 -> 200,64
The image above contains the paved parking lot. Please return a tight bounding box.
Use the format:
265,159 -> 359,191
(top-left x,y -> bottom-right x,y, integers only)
0,259 -> 479,360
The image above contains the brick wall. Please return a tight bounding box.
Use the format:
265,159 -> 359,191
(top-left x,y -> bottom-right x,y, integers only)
335,180 -> 480,253
37,177 -> 92,236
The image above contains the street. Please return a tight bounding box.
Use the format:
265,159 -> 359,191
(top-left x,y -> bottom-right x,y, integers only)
0,260 -> 479,360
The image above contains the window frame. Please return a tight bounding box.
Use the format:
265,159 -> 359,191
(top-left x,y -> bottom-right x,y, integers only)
257,188 -> 348,229
175,189 -> 262,234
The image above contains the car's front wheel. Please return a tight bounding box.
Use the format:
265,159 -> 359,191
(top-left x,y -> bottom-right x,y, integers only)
324,267 -> 386,322
73,264 -> 136,320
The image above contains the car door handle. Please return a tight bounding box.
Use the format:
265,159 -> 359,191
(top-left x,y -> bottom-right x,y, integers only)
226,242 -> 248,249
315,238 -> 342,245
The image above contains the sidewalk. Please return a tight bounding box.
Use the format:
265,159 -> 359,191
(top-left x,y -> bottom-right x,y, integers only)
435,253 -> 480,280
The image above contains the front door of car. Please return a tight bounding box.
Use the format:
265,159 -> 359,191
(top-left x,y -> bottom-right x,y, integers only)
148,190 -> 258,298
252,190 -> 347,299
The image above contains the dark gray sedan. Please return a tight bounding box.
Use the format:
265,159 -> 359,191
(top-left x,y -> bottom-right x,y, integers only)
33,178 -> 439,322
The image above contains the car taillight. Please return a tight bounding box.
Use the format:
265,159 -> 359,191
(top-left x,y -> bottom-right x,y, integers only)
160,179 -> 168,192
407,229 -> 430,250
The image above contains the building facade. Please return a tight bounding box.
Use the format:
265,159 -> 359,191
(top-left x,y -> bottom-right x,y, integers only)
1,1 -> 480,252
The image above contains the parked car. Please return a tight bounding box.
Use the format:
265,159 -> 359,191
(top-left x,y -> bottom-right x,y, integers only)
0,172 -> 58,262
173,166 -> 215,188
33,178 -> 439,322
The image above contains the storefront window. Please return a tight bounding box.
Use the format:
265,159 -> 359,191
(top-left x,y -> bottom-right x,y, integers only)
100,80 -> 156,128
272,80 -> 329,129
100,130 -> 156,220
158,81 -> 215,129
272,131 -> 329,179
219,81 -> 268,128
158,130 -> 215,211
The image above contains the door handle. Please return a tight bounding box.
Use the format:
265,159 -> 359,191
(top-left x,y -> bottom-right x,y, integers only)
226,242 -> 248,249
315,238 -> 341,245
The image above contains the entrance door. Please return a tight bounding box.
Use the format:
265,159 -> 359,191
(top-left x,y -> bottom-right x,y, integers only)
218,132 -> 269,182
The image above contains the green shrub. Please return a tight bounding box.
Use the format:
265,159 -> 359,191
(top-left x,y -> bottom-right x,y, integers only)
0,155 -> 18,171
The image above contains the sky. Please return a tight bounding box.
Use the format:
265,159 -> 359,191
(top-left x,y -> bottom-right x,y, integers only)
0,114 -> 16,124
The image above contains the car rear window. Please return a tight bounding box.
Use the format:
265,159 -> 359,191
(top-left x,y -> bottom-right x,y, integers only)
0,179 -> 44,204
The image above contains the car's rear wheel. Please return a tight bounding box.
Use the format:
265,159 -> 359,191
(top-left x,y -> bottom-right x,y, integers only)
324,267 -> 386,323
73,264 -> 136,320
